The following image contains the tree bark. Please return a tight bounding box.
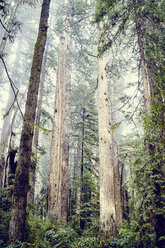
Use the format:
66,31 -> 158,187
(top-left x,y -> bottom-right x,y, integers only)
98,22 -> 116,236
80,107 -> 85,229
110,79 -> 122,227
133,0 -> 151,116
120,164 -> 129,220
134,3 -> 165,246
27,48 -> 48,204
47,30 -> 68,224
9,0 -> 51,242
75,141 -> 81,220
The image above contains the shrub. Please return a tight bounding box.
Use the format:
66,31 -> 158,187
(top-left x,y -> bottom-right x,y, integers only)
25,204 -> 53,248
0,186 -> 13,246
45,226 -> 78,247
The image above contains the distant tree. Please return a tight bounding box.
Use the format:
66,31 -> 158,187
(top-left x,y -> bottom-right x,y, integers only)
0,37 -> 23,188
70,84 -> 98,229
0,0 -> 38,54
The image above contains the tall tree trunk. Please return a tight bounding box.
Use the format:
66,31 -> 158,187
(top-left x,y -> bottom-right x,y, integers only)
0,0 -> 22,54
27,48 -> 48,204
98,22 -> 116,236
47,30 -> 68,224
65,51 -> 71,222
110,79 -> 122,227
80,107 -> 85,229
133,0 -> 151,116
61,39 -> 71,224
145,48 -> 165,248
134,3 -> 165,246
9,0 -> 51,242
75,141 -> 81,219
120,164 -> 129,220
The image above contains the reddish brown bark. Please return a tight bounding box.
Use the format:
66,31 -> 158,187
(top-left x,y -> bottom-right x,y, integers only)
133,0 -> 151,115
47,31 -> 68,224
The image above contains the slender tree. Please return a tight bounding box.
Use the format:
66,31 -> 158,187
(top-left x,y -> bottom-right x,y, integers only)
9,0 -> 51,241
70,83 -> 98,227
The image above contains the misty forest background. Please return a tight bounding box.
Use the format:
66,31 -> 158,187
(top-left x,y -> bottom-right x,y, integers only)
0,0 -> 164,247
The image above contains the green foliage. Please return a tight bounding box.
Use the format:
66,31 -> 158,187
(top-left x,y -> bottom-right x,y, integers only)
6,240 -> 40,248
45,226 -> 78,247
118,136 -> 154,245
43,223 -> 138,248
69,83 -> 99,225
25,205 -> 53,247
0,186 -> 13,246
71,236 -> 99,248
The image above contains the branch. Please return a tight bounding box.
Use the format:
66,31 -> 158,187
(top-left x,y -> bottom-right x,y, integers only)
129,96 -> 143,120
86,51 -> 97,58
0,56 -> 24,120
0,19 -> 9,32
89,78 -> 98,96
114,86 -> 138,113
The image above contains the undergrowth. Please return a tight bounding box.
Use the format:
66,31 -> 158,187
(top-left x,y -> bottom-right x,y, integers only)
0,187 -> 157,248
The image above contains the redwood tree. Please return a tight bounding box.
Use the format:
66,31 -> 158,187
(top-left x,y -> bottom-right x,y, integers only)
98,21 -> 116,236
9,0 -> 51,242
47,30 -> 68,224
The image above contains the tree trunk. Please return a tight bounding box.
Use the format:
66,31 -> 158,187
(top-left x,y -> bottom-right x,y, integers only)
61,41 -> 71,224
133,0 -> 151,116
110,79 -> 122,227
47,30 -> 68,224
134,3 -> 165,246
75,141 -> 81,220
98,22 -> 116,236
27,47 -> 48,204
64,51 -> 71,222
145,48 -> 165,248
80,107 -> 85,229
120,164 -> 129,220
9,0 -> 51,242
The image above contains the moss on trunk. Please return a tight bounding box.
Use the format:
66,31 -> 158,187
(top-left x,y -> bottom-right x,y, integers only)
9,0 -> 51,242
